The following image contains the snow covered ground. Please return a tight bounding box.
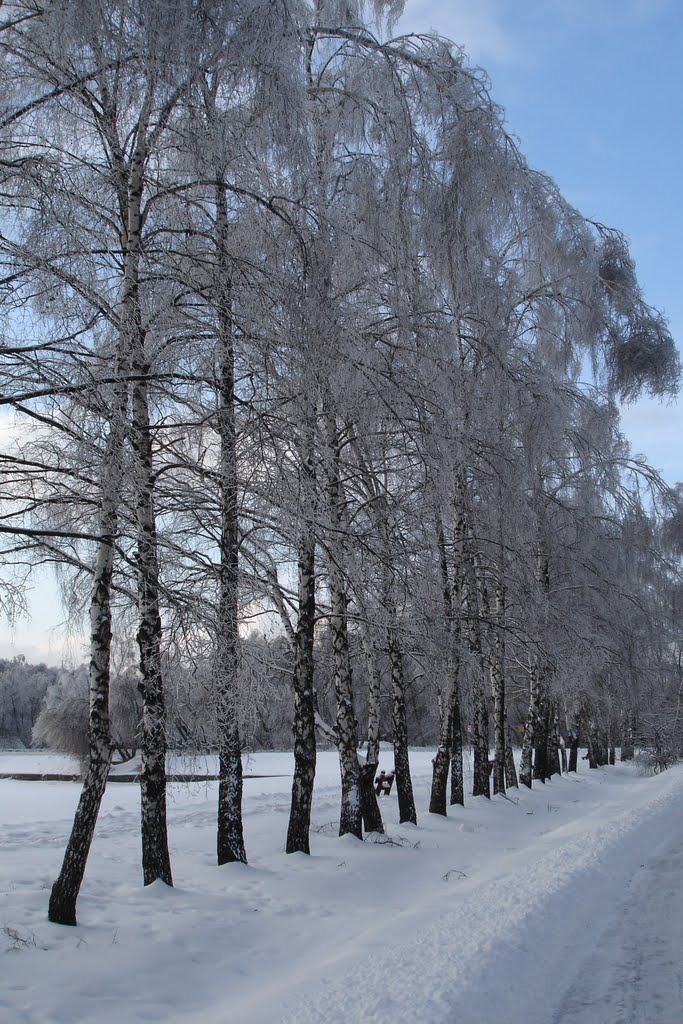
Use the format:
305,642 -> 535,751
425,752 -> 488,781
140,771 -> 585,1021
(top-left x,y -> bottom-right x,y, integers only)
1,748 -> 682,1023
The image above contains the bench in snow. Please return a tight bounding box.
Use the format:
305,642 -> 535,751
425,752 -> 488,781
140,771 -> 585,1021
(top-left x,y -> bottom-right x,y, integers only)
374,769 -> 395,796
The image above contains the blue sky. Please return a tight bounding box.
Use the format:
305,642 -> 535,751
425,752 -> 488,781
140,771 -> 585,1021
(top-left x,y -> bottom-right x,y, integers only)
2,1 -> 682,665
398,0 -> 683,483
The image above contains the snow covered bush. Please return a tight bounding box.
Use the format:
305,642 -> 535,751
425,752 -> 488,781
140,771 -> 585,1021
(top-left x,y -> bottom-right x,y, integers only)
32,666 -> 142,768
634,725 -> 681,775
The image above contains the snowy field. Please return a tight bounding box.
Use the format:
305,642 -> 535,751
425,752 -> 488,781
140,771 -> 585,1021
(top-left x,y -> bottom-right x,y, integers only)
1,749 -> 683,1024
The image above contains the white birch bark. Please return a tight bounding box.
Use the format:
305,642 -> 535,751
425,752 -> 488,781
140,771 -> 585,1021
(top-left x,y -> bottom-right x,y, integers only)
131,372 -> 172,885
490,580 -> 506,796
463,511 -> 491,799
386,596 -> 417,825
49,89 -> 159,918
214,179 -> 246,866
519,656 -> 541,789
429,511 -> 453,816
322,411 -> 362,840
360,626 -> 382,770
286,419 -> 318,853
122,96 -> 172,885
345,428 -> 416,825
48,436 -> 122,924
357,623 -> 384,834
504,711 -> 518,789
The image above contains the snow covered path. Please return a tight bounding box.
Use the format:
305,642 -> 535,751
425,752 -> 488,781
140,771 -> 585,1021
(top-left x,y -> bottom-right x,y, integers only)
271,764 -> 683,1024
2,751 -> 683,1023
553,826 -> 683,1024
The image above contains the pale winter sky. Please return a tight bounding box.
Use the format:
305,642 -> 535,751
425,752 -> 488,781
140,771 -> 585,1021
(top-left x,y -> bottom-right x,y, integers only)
2,0 -> 682,665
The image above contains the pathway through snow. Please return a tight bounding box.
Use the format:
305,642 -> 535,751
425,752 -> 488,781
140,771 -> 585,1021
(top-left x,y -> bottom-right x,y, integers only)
271,766 -> 683,1024
2,751 -> 683,1023
553,827 -> 683,1024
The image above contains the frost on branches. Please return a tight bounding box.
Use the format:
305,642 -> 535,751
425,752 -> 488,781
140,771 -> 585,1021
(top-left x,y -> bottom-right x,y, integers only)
0,0 -> 680,926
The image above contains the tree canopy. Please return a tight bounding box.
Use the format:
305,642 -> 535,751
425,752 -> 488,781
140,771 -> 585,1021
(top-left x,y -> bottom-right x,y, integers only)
0,0 -> 680,924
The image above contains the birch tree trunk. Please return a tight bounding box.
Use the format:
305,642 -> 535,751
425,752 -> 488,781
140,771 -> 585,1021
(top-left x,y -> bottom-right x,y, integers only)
132,355 -> 181,869
519,657 -> 541,789
429,509 -> 457,815
449,499 -> 466,807
471,664 -> 491,798
117,103 -> 172,886
342,429 -> 403,830
361,627 -> 382,771
49,107 -> 146,919
490,581 -> 506,796
449,685 -> 465,806
329,568 -> 362,839
387,614 -> 417,825
587,724 -> 608,768
621,710 -> 636,760
464,504 -> 491,799
430,660 -> 465,811
359,626 -> 383,834
546,705 -> 562,778
323,414 -> 362,840
286,526 -> 318,853
214,182 -> 246,866
568,729 -> 579,773
48,477 -> 119,925
504,713 -> 518,789
131,374 -> 172,885
285,391 -> 319,854
533,695 -> 550,783
359,761 -> 384,835
532,546 -> 552,783
430,674 -> 452,816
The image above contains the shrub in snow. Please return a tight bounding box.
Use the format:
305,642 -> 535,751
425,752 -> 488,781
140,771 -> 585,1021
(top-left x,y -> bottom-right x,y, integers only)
633,726 -> 681,775
32,666 -> 142,769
